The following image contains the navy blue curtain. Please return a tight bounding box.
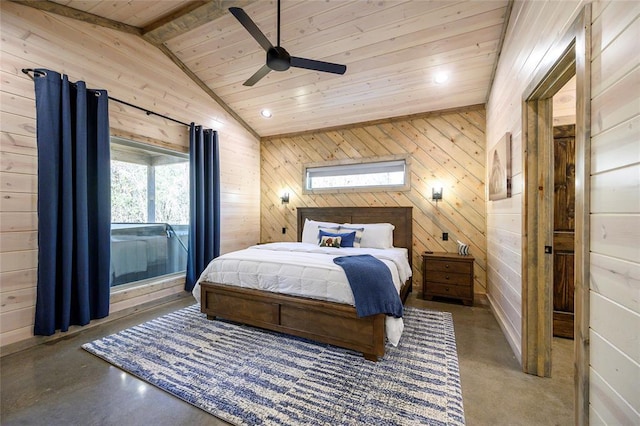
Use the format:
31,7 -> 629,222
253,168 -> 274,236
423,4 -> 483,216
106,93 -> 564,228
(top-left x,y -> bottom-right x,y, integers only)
33,69 -> 111,336
186,125 -> 220,291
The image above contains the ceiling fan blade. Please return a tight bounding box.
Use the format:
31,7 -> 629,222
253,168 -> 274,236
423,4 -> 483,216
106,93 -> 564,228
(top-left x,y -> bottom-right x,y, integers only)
290,57 -> 347,75
243,64 -> 272,86
229,7 -> 273,52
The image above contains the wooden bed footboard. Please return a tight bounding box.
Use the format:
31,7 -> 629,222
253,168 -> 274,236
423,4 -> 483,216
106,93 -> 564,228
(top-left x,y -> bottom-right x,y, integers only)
200,281 -> 386,361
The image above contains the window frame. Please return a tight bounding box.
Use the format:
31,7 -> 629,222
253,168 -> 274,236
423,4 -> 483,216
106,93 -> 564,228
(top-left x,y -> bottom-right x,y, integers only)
111,136 -> 189,224
109,136 -> 190,291
302,155 -> 411,194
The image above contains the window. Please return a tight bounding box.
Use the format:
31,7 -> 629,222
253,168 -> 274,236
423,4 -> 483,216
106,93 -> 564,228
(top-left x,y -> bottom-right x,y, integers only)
304,158 -> 409,192
110,137 -> 189,287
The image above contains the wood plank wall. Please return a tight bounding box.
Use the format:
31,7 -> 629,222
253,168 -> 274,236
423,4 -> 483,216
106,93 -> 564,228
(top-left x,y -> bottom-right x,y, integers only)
487,1 -> 639,423
261,105 -> 487,296
0,2 -> 261,352
485,0 -> 586,363
588,2 -> 639,423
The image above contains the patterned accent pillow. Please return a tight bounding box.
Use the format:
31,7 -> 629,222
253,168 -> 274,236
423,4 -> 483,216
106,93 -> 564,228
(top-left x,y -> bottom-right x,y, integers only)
319,235 -> 342,248
318,229 -> 357,247
301,219 -> 340,244
338,225 -> 364,248
317,226 -> 340,243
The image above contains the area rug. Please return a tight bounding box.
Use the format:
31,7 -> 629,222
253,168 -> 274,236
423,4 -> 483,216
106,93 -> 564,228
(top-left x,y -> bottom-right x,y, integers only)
82,305 -> 465,425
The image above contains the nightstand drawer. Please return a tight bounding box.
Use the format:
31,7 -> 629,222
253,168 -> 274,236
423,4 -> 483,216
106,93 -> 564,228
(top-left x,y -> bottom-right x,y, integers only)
426,271 -> 471,286
426,283 -> 472,299
425,261 -> 472,275
421,252 -> 474,306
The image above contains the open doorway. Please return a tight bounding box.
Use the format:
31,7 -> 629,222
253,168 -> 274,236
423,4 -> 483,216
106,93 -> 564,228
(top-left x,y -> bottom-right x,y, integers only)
552,76 -> 577,340
520,5 -> 591,425
550,77 -> 578,415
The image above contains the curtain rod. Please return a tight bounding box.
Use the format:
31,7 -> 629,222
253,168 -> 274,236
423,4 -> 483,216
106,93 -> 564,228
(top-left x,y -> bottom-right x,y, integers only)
22,68 -> 191,128
107,96 -> 190,127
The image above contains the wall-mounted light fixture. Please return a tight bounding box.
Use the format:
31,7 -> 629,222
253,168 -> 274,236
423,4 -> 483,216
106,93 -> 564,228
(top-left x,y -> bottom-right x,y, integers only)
432,185 -> 443,204
280,191 -> 290,204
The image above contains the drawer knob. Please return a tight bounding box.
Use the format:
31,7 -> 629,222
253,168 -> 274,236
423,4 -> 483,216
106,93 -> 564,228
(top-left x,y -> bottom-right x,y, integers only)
445,275 -> 450,280
445,264 -> 450,268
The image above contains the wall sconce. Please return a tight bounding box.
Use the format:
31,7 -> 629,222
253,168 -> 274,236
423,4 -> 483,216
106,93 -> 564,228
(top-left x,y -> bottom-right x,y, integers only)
432,186 -> 443,204
280,192 -> 290,204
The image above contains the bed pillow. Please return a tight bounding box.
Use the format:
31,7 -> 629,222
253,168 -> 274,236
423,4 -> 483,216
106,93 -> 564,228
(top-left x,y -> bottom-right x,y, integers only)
318,225 -> 341,235
316,226 -> 340,245
318,229 -> 357,248
338,225 -> 364,248
319,235 -> 342,248
301,219 -> 340,244
344,223 -> 395,249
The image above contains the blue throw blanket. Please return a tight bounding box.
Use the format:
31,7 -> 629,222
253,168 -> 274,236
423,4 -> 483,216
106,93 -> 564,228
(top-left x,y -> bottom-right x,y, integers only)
333,255 -> 403,318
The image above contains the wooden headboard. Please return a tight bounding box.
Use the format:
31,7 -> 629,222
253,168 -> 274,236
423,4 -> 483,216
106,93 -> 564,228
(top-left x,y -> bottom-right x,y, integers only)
297,206 -> 413,267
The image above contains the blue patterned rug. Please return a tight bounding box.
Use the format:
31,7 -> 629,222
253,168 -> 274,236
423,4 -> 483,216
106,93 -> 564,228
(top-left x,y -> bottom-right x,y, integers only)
82,305 -> 465,425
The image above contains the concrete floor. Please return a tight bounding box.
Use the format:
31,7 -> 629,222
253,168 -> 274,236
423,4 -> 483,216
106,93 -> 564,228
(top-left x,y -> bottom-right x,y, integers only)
1,293 -> 574,425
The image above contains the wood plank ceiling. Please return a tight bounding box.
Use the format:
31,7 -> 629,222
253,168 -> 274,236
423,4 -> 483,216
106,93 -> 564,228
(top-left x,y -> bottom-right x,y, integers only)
22,0 -> 512,137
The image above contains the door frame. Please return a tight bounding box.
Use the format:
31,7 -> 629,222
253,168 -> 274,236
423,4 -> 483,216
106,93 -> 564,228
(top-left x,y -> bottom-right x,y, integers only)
520,4 -> 591,425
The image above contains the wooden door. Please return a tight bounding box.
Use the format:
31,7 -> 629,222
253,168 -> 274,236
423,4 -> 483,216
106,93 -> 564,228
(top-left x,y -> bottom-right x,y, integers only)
553,124 -> 575,339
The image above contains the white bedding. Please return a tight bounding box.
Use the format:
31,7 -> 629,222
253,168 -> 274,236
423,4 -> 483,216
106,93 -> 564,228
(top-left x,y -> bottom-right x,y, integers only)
192,242 -> 412,346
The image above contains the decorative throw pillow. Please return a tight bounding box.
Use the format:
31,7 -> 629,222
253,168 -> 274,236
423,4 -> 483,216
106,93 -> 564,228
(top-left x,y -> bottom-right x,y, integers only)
338,225 -> 364,248
317,226 -> 340,242
319,235 -> 342,248
318,229 -> 357,247
301,219 -> 341,244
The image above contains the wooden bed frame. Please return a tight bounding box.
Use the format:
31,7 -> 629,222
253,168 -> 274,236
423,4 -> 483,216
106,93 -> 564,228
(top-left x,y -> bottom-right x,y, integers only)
200,206 -> 413,361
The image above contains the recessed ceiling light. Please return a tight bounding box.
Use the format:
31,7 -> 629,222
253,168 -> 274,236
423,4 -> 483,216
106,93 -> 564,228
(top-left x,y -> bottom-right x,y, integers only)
434,73 -> 449,84
260,109 -> 272,118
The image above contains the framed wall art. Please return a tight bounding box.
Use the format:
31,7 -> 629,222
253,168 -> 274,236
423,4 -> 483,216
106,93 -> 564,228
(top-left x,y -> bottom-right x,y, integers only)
489,132 -> 511,201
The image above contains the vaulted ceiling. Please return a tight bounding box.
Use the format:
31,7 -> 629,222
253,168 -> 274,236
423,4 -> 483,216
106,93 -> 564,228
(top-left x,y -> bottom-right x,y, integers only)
19,0 -> 512,137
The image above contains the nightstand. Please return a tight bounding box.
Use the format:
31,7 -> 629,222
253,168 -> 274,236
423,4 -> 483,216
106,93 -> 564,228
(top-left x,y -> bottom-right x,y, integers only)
422,252 -> 474,306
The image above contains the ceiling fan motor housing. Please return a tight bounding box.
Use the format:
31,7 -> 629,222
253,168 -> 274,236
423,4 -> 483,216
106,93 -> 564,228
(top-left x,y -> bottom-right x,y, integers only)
267,46 -> 291,71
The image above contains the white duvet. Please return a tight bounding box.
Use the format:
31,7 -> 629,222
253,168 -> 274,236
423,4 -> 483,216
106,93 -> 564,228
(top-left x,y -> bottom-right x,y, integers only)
192,242 -> 412,346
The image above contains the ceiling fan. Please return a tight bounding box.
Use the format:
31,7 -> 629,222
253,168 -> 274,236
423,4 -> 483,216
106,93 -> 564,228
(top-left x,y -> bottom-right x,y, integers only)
229,0 -> 347,86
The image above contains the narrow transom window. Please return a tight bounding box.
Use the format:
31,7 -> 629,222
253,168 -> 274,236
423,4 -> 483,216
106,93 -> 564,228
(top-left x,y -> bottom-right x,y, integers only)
305,158 -> 409,192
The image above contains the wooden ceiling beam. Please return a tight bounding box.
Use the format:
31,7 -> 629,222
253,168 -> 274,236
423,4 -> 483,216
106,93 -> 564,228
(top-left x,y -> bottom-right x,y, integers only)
142,0 -> 257,45
9,0 -> 261,140
486,0 -> 514,103
10,0 -> 142,36
154,44 -> 261,140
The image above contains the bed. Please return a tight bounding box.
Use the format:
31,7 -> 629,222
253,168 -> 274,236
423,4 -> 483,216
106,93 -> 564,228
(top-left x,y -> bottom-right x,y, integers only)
195,206 -> 413,361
